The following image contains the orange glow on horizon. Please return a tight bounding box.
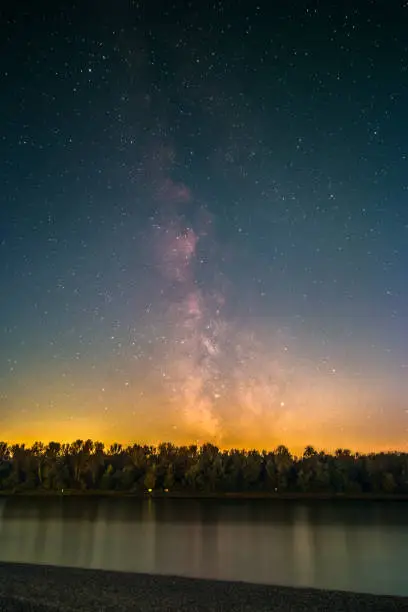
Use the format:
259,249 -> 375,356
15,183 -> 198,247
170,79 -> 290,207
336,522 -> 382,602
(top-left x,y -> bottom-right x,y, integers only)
3,356 -> 407,457
3,418 -> 406,457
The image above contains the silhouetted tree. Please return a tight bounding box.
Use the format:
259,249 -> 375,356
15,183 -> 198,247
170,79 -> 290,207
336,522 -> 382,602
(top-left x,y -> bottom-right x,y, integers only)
0,439 -> 407,496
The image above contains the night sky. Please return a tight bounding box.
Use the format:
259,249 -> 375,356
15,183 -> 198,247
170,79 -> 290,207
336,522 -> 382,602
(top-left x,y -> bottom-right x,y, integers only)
1,2 -> 408,453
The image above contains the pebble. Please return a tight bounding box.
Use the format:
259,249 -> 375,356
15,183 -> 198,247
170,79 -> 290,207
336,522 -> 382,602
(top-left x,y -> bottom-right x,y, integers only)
0,562 -> 407,611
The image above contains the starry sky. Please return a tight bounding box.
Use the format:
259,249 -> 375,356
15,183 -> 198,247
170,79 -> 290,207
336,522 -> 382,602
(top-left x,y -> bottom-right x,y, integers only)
1,1 -> 408,454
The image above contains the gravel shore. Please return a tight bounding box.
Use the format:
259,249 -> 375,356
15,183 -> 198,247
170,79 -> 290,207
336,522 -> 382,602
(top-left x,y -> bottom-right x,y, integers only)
0,562 -> 407,612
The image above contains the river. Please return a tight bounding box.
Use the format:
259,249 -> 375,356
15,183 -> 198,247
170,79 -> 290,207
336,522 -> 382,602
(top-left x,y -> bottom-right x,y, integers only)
0,496 -> 407,596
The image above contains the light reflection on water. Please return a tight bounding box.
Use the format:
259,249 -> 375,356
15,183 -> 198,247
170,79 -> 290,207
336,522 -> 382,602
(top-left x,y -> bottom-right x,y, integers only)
0,497 -> 407,596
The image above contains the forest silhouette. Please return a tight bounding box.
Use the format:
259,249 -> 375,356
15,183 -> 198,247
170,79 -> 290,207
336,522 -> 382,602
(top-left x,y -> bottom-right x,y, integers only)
1,440 -> 407,496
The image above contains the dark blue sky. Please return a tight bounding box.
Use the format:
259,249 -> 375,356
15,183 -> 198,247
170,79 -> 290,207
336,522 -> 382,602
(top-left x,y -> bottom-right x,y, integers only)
1,1 -> 408,451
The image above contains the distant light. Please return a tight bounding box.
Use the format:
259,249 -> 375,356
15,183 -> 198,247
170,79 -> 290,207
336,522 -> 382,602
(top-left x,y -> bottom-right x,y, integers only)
148,488 -> 153,493
164,488 -> 169,493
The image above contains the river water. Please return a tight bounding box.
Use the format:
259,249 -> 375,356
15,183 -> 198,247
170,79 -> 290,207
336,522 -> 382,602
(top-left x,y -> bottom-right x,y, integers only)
0,496 -> 407,596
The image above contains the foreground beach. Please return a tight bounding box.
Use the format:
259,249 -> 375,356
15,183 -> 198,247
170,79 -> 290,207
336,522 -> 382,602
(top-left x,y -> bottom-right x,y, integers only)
0,562 -> 407,611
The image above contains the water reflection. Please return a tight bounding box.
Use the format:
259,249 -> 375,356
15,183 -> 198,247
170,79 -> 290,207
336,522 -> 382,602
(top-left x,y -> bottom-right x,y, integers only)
0,497 -> 407,596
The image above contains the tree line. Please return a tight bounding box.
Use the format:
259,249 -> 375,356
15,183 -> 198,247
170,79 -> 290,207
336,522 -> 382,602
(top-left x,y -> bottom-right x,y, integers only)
0,440 -> 407,495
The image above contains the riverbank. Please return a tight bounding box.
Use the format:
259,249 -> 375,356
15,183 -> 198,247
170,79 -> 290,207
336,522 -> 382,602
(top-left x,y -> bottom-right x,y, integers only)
0,562 -> 407,611
1,489 -> 408,501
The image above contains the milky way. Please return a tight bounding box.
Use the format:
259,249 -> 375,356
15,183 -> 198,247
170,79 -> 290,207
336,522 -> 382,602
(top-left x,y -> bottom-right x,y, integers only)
142,173 -> 383,450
